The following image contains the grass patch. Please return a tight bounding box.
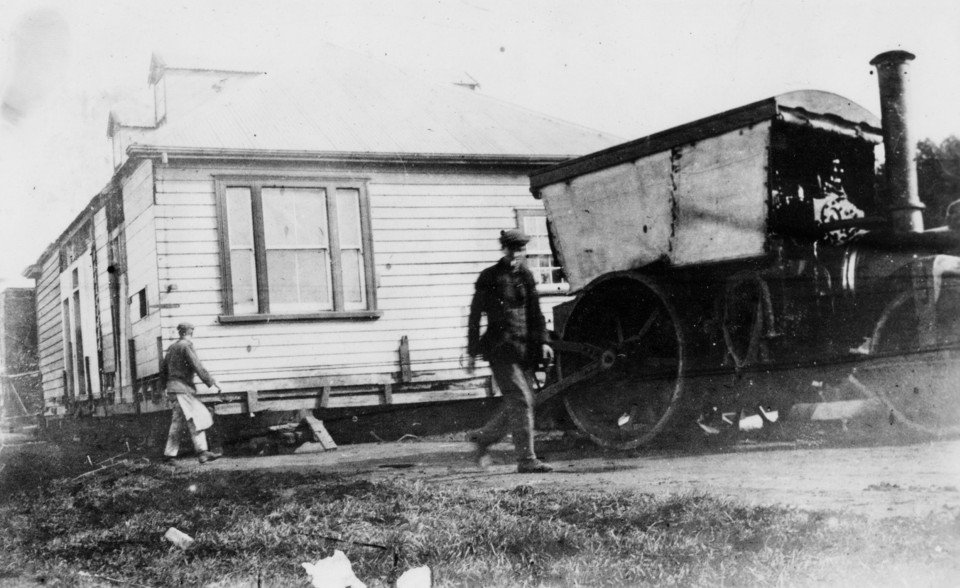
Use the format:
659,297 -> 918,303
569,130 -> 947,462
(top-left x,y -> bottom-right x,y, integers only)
1,449 -> 959,587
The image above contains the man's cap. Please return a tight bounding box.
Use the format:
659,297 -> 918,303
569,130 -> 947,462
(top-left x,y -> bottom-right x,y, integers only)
499,228 -> 531,248
176,322 -> 195,332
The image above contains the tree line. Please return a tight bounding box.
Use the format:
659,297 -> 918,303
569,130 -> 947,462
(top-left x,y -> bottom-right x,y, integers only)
916,135 -> 960,227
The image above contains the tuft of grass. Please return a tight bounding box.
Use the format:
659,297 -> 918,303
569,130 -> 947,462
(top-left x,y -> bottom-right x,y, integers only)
0,452 -> 958,587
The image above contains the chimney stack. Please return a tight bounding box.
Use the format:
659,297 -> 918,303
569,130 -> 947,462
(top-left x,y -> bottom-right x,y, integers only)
870,50 -> 924,232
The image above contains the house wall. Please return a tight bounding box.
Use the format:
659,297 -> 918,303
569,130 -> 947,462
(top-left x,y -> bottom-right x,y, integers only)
122,159 -> 163,381
31,158 -> 569,417
150,163 -> 568,407
35,251 -> 64,408
93,208 -> 114,376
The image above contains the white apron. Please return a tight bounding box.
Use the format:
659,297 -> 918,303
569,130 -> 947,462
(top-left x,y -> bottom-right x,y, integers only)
175,393 -> 213,432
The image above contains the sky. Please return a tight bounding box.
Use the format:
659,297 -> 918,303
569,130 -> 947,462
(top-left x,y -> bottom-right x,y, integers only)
0,0 -> 958,288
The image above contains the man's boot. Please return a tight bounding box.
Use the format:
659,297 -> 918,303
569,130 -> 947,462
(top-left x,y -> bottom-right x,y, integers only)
466,431 -> 493,469
517,458 -> 553,473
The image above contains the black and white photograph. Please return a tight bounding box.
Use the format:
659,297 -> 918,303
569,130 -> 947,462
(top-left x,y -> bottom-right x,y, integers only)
1,1 -> 959,586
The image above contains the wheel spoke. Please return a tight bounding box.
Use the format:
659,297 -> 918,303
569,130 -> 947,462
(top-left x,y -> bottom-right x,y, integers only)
550,340 -> 606,361
621,307 -> 661,347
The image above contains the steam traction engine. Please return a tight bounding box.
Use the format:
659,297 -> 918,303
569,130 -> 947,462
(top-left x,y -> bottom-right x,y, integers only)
531,51 -> 960,448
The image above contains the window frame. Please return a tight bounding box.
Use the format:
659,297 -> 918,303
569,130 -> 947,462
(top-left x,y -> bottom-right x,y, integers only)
515,208 -> 569,295
214,175 -> 380,322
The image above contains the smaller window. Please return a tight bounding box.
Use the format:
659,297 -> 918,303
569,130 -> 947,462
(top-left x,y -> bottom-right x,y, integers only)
129,289 -> 148,322
516,209 -> 568,295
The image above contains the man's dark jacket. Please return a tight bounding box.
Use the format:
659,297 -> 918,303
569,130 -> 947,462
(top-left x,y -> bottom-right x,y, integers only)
468,258 -> 547,367
160,339 -> 216,395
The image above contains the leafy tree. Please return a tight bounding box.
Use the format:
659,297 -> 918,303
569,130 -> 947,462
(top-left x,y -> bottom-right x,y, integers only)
917,135 -> 960,227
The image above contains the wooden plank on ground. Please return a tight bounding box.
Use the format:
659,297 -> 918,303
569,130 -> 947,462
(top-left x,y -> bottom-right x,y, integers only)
301,414 -> 337,450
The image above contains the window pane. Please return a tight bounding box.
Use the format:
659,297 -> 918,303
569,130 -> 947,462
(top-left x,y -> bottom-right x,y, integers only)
337,188 -> 366,308
520,213 -> 565,289
263,187 -> 327,248
341,249 -> 364,305
267,250 -> 331,312
226,188 -> 254,248
230,249 -> 258,314
336,189 -> 362,248
523,215 -> 551,254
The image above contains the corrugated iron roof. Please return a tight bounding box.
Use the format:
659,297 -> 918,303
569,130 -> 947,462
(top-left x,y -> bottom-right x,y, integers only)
130,44 -> 622,158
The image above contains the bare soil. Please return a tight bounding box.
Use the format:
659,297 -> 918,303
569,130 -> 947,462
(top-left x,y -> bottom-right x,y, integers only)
200,419 -> 960,521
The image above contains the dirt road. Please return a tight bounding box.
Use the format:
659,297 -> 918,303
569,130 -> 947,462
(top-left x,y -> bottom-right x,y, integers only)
206,428 -> 960,520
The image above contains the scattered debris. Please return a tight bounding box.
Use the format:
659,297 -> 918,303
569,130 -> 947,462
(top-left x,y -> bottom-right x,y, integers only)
397,565 -> 431,588
739,413 -> 763,431
70,451 -> 134,481
163,527 -> 195,550
302,550 -> 366,588
70,460 -> 127,481
697,416 -> 720,435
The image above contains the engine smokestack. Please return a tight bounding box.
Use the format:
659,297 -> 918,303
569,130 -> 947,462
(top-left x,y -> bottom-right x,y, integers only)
870,50 -> 924,232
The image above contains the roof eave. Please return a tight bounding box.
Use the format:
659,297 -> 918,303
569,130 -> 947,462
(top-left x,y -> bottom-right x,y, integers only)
126,145 -> 576,170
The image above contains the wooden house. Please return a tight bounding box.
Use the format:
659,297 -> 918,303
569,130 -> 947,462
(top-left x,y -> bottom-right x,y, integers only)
24,48 -> 620,435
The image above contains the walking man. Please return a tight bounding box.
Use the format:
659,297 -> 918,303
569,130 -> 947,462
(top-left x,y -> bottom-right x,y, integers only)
466,229 -> 554,473
161,322 -> 222,464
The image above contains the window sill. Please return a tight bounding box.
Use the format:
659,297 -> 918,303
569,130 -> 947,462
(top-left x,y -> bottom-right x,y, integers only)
218,311 -> 382,324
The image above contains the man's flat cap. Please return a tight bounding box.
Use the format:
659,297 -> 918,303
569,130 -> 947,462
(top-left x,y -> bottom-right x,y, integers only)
499,228 -> 531,248
176,322 -> 195,331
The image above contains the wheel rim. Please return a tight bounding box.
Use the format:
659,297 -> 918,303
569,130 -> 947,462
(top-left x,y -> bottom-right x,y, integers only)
559,273 -> 685,449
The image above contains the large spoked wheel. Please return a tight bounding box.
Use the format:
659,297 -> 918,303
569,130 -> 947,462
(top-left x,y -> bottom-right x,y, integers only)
557,272 -> 685,449
863,290 -> 960,436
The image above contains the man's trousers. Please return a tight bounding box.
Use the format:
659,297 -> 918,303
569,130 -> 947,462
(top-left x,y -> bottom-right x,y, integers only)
471,361 -> 536,462
164,396 -> 209,457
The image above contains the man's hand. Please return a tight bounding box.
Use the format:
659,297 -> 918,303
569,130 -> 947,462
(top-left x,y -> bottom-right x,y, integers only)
465,354 -> 476,375
541,344 -> 554,365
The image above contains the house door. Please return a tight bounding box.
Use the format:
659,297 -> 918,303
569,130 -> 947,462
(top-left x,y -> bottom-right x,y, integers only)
60,250 -> 100,399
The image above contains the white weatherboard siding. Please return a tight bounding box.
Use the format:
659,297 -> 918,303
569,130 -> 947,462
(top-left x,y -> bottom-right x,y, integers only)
123,159 -> 163,378
93,209 -> 115,375
36,253 -> 64,406
153,165 -> 567,396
